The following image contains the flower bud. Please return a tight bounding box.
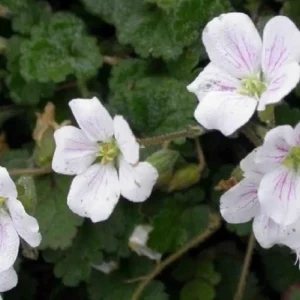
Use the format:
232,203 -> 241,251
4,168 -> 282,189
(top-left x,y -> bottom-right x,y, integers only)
129,225 -> 162,261
33,102 -> 70,167
16,176 -> 37,215
167,163 -> 201,192
146,149 -> 180,188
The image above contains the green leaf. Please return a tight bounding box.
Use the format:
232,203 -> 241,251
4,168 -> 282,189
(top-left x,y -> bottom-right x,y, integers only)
180,280 -> 215,300
0,149 -> 31,169
282,0 -> 300,28
172,256 -> 197,282
146,0 -> 177,10
35,174 -> 83,250
226,221 -> 252,237
110,59 -> 196,135
43,222 -> 103,287
16,176 -> 37,215
195,260 -> 221,285
261,246 -> 300,293
275,104 -> 300,127
80,0 -> 116,23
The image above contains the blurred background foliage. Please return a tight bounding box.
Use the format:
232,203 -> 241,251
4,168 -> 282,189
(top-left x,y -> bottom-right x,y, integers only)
0,0 -> 300,299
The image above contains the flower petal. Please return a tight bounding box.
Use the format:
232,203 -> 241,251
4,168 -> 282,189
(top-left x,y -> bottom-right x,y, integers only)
67,163 -> 120,222
0,167 -> 17,199
119,159 -> 158,203
0,211 -> 19,273
240,148 -> 264,179
6,198 -> 41,248
202,12 -> 262,78
0,267 -> 17,292
69,97 -> 114,142
253,213 -> 284,248
255,125 -> 294,170
220,178 -> 260,223
258,62 -> 300,111
258,165 -> 300,225
194,91 -> 257,136
113,116 -> 139,165
262,16 -> 300,79
187,63 -> 241,101
294,122 -> 300,146
52,126 -> 98,175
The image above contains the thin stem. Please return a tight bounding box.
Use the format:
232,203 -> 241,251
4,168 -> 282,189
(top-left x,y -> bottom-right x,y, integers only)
131,214 -> 221,300
194,138 -> 205,172
137,126 -> 205,147
77,79 -> 89,98
234,232 -> 256,300
103,55 -> 122,65
241,123 -> 267,147
8,167 -> 52,176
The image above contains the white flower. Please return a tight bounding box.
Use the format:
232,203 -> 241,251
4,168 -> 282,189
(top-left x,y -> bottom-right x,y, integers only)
0,167 -> 41,274
52,97 -> 158,222
187,13 -> 300,136
91,261 -> 118,274
0,267 -> 17,293
129,225 -> 162,261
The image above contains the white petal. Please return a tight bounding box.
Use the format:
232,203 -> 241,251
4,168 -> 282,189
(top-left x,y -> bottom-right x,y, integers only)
52,126 -> 98,175
240,148 -> 265,179
113,116 -> 139,164
202,13 -> 262,79
67,163 -> 120,222
0,211 -> 19,273
255,125 -> 294,170
187,63 -> 241,101
262,16 -> 300,79
0,167 -> 17,199
69,97 -> 114,142
294,122 -> 300,146
194,91 -> 257,136
253,213 -> 284,248
119,159 -> 158,203
6,198 -> 41,248
0,267 -> 17,292
258,62 -> 300,111
220,178 -> 260,223
258,165 -> 300,225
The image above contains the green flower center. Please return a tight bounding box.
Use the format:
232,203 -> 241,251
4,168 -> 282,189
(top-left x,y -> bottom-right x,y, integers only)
237,74 -> 267,98
96,140 -> 120,165
282,146 -> 300,171
0,196 -> 7,207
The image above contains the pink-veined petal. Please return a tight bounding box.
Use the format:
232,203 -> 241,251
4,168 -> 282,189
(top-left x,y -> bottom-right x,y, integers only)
194,91 -> 257,136
6,198 -> 41,248
262,16 -> 300,79
253,213 -> 285,248
258,62 -> 300,111
220,178 -> 260,223
187,63 -> 241,101
258,165 -> 300,225
240,148 -> 265,179
202,12 -> 262,79
67,163 -> 120,222
69,97 -> 114,142
113,116 -> 139,165
0,167 -> 17,199
255,125 -> 294,170
52,126 -> 98,175
0,211 -> 19,273
119,158 -> 158,203
0,267 -> 17,292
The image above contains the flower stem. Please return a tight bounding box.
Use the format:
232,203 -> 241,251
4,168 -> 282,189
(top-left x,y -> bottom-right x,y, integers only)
234,232 -> 256,300
137,126 -> 205,147
77,79 -> 89,98
8,167 -> 52,176
241,122 -> 267,147
130,214 -> 221,300
194,138 -> 205,172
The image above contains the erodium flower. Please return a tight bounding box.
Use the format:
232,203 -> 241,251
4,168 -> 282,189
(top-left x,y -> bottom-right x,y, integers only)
0,167 -> 41,292
52,97 -> 158,223
187,13 -> 300,136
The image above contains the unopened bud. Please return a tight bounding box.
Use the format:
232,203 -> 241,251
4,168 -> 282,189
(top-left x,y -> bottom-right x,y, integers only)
168,164 -> 201,192
16,176 -> 37,215
129,225 -> 162,262
146,149 -> 180,188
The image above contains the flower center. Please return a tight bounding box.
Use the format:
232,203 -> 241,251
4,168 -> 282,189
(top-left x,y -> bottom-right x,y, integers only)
282,146 -> 300,171
237,74 -> 267,98
96,140 -> 120,164
0,196 -> 7,207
